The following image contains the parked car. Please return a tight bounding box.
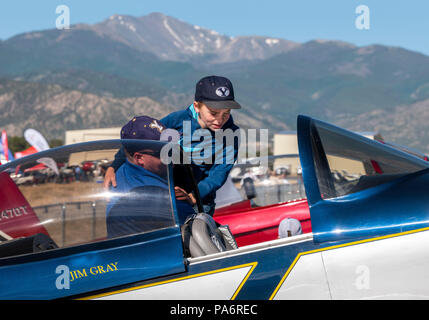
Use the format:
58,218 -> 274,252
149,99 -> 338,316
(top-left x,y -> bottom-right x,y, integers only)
10,171 -> 35,185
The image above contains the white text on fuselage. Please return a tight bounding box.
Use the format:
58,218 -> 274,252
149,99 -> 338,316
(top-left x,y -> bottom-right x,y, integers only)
0,206 -> 29,221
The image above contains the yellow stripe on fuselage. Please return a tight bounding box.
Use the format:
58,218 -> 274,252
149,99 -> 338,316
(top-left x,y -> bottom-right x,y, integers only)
269,226 -> 429,300
79,261 -> 258,300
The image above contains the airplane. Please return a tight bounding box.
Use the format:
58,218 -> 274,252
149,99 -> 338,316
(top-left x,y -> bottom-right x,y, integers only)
1,114 -> 429,300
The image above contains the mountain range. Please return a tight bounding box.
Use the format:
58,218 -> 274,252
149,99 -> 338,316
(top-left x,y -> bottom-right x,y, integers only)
1,12 -> 429,152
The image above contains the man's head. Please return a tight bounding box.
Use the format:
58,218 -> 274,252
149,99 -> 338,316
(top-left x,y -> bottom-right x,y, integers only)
194,75 -> 241,131
121,116 -> 167,177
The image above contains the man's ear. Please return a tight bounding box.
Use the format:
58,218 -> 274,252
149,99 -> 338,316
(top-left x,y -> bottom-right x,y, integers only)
133,152 -> 145,166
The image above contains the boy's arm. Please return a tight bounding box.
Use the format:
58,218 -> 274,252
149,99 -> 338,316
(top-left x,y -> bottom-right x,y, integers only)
104,146 -> 126,189
198,130 -> 241,200
197,163 -> 235,200
110,146 -> 126,171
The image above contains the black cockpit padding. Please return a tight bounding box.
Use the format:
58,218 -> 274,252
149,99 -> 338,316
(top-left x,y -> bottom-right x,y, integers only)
0,233 -> 58,258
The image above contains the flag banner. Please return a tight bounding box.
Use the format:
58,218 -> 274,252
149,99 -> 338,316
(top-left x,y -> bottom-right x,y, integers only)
1,130 -> 9,161
24,128 -> 50,152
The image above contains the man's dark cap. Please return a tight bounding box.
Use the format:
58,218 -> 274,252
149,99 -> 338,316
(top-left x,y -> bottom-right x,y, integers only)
195,75 -> 241,109
121,116 -> 167,154
121,116 -> 166,140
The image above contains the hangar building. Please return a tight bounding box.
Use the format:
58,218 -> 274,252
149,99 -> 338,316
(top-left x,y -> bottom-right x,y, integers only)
65,127 -> 121,166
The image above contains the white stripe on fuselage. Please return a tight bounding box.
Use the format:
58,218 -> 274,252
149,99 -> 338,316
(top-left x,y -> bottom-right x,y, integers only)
274,228 -> 429,299
91,264 -> 255,300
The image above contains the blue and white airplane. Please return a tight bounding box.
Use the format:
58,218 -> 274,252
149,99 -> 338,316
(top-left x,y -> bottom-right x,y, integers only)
1,115 -> 429,300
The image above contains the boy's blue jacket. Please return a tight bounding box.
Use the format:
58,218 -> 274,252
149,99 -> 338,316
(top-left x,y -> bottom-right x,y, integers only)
111,104 -> 240,207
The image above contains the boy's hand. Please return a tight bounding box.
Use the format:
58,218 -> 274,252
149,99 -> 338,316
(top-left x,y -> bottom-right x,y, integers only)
104,167 -> 117,189
174,186 -> 196,205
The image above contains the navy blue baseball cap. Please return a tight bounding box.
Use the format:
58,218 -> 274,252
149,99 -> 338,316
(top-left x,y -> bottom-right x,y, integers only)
195,75 -> 241,109
121,116 -> 171,155
121,116 -> 166,140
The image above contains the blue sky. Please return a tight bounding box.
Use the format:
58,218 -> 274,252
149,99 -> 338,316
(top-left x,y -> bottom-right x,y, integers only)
0,0 -> 428,55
